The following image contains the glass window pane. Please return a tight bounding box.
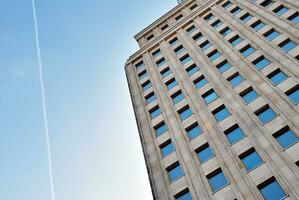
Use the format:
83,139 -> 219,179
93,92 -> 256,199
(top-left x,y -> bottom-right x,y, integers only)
274,6 -> 288,16
252,56 -> 270,70
279,40 -> 297,53
229,75 -> 244,87
175,46 -> 185,55
230,36 -> 243,46
231,7 -> 241,16
187,65 -> 199,76
194,77 -> 208,89
275,129 -> 298,149
152,49 -> 161,57
197,145 -> 214,163
241,14 -> 253,23
241,150 -> 263,171
146,93 -> 157,104
168,164 -> 184,182
179,108 -> 193,120
156,58 -> 166,68
187,124 -> 202,140
259,179 -> 286,200
288,12 -> 299,23
257,107 -> 276,124
226,126 -> 245,144
150,107 -> 161,119
252,21 -> 266,31
161,142 -> 175,157
214,107 -> 230,122
217,61 -> 231,73
208,170 -> 229,192
241,46 -> 255,57
142,82 -> 152,91
220,27 -> 232,36
268,70 -> 287,85
209,51 -> 221,61
167,79 -> 177,90
201,41 -> 212,51
176,192 -> 192,200
155,123 -> 168,137
264,29 -> 279,41
203,91 -> 218,104
172,92 -> 185,104
180,55 -> 192,65
242,89 -> 258,104
287,88 -> 299,104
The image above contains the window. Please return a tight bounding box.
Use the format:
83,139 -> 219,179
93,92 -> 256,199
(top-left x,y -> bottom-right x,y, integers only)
260,0 -> 274,8
166,78 -> 177,90
222,1 -> 232,9
175,45 -> 185,55
213,105 -> 230,122
161,24 -> 169,31
288,12 -> 299,24
207,169 -> 229,192
152,49 -> 161,57
273,5 -> 289,16
175,189 -> 192,200
135,60 -> 144,69
267,69 -> 287,85
145,92 -> 157,104
200,41 -> 212,51
149,106 -> 161,119
178,106 -> 193,121
231,6 -> 242,16
240,45 -> 255,57
175,14 -> 183,21
186,25 -> 197,33
190,4 -> 198,10
240,87 -> 258,104
186,123 -> 202,140
160,140 -> 175,157
257,177 -> 286,200
169,37 -> 178,46
154,122 -> 168,137
227,73 -> 244,87
138,70 -> 147,80
196,143 -> 214,163
146,34 -> 154,41
286,86 -> 299,104
211,20 -> 223,28
220,27 -> 232,36
161,67 -> 172,78
273,126 -> 298,149
229,35 -> 243,46
186,64 -> 199,76
202,89 -> 218,104
278,39 -> 297,53
192,32 -> 202,41
239,148 -> 263,171
208,50 -> 221,61
217,60 -> 231,73
240,13 -> 253,23
255,105 -> 277,124
142,80 -> 152,91
180,54 -> 192,65
167,162 -> 184,182
251,20 -> 266,31
224,124 -> 245,144
252,56 -> 270,70
263,29 -> 279,41
194,76 -> 208,89
156,58 -> 166,68
204,13 -> 214,21
171,91 -> 185,104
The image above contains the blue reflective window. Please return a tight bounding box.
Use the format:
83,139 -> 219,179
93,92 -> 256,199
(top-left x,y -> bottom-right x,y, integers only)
186,64 -> 199,76
274,127 -> 299,149
286,87 -> 299,104
225,125 -> 245,144
230,35 -> 243,46
251,21 -> 266,31
200,41 -> 212,51
274,5 -> 288,16
260,0 -> 274,8
180,55 -> 192,65
264,29 -> 279,41
142,81 -> 152,91
240,87 -> 258,104
166,79 -> 177,90
279,39 -> 297,53
196,144 -> 214,163
150,107 -> 161,119
220,27 -> 232,36
252,56 -> 270,70
241,13 -> 253,23
288,12 -> 299,23
229,74 -> 244,87
155,122 -> 168,137
207,169 -> 229,192
161,67 -> 172,78
213,106 -> 230,122
167,163 -> 184,182
212,20 -> 223,28
194,76 -> 208,89
222,1 -> 232,9
135,60 -> 144,69
152,49 -> 161,57
208,50 -> 221,61
267,69 -> 287,85
217,61 -> 231,73
240,149 -> 263,171
169,37 -> 178,45
138,70 -> 148,80
204,13 -> 214,21
161,140 -> 175,157
172,91 -> 185,104
156,58 -> 166,68
175,190 -> 192,200
258,178 -> 286,200
186,123 -> 202,140
145,92 -> 157,104
203,90 -> 218,104
240,45 -> 255,57
256,106 -> 277,124
175,45 -> 185,55
187,25 -> 197,33
179,107 -> 193,121
193,33 -> 203,41
231,6 -> 242,16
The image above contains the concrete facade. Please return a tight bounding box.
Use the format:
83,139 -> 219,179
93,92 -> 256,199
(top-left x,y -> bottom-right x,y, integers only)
125,0 -> 299,199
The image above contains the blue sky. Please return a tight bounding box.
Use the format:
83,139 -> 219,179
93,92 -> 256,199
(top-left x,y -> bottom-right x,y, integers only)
0,0 -> 177,199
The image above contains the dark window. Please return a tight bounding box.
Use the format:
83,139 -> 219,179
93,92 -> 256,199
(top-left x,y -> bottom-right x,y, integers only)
239,148 -> 263,171
257,177 -> 286,200
161,24 -> 169,31
171,90 -> 185,104
175,189 -> 192,200
224,124 -> 245,144
273,126 -> 298,149
286,86 -> 299,104
178,106 -> 193,121
229,35 -> 243,46
231,6 -> 242,16
156,58 -> 166,68
194,76 -> 208,89
160,140 -> 175,157
186,25 -> 197,33
220,27 -> 232,36
149,106 -> 161,119
240,13 -> 253,23
175,45 -> 185,55
204,13 -> 214,21
169,37 -> 178,45
288,12 -> 299,24
217,60 -> 231,73
192,32 -> 202,41
142,80 -> 152,91
186,123 -> 202,140
227,73 -> 244,87
278,39 -> 297,53
196,143 -> 214,163
240,87 -> 258,104
263,29 -> 279,41
145,92 -> 157,104
200,40 -> 212,51
252,56 -> 270,70
146,34 -> 154,41
222,1 -> 232,9
135,60 -> 144,69
166,78 -> 177,90
211,19 -> 223,28
255,105 -> 277,124
190,4 -> 198,10
152,49 -> 161,57
202,89 -> 218,104
251,20 -> 266,31
175,14 -> 183,21
273,5 -> 289,16
260,0 -> 274,8
138,70 -> 147,80
167,162 -> 184,182
161,67 -> 172,78
180,54 -> 192,65
267,69 -> 287,85
208,50 -> 221,61
186,64 -> 199,76
207,169 -> 229,192
154,122 -> 168,137
213,105 -> 231,122
240,45 -> 255,57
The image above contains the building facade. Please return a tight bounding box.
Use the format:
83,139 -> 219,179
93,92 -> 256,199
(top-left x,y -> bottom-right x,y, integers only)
125,0 -> 299,199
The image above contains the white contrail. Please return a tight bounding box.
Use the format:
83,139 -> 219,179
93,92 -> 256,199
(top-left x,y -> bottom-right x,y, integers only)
31,1 -> 56,200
